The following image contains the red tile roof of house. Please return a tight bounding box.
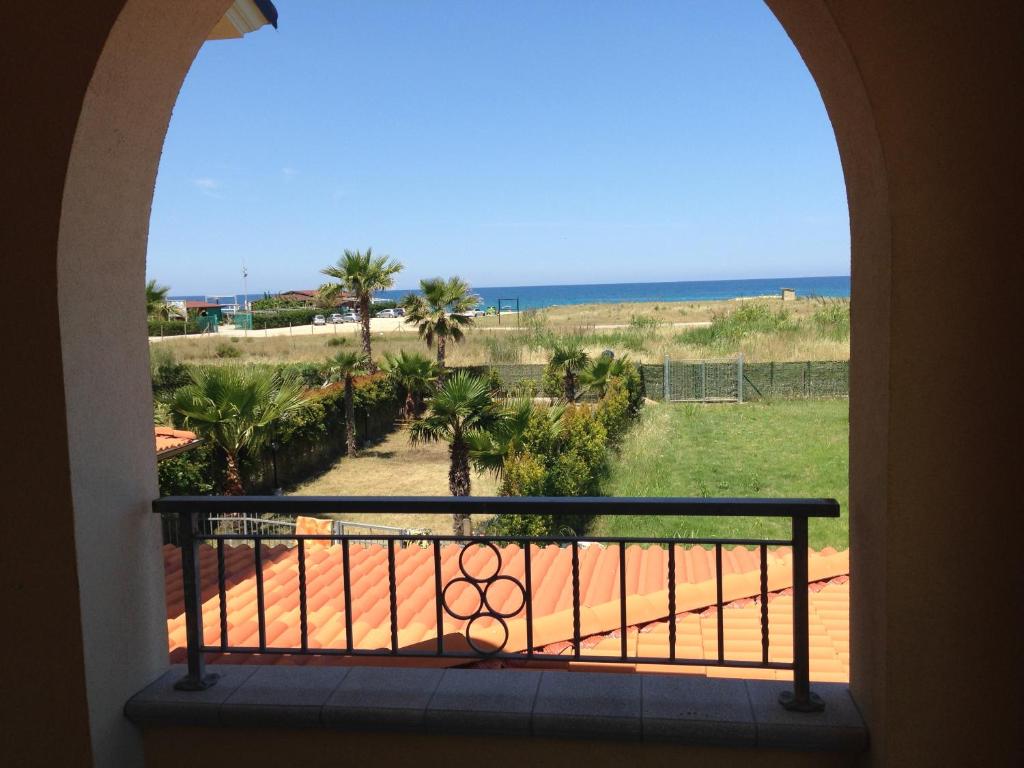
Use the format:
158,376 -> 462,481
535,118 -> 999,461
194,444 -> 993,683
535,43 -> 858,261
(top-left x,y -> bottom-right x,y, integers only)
164,530 -> 850,681
155,427 -> 201,459
183,300 -> 222,309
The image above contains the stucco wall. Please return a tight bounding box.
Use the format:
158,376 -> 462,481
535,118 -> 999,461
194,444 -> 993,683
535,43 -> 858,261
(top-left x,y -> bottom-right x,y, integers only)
0,1 -> 1019,766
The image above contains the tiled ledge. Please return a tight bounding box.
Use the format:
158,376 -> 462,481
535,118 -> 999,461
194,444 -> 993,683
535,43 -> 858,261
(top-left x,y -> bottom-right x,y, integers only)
125,665 -> 867,753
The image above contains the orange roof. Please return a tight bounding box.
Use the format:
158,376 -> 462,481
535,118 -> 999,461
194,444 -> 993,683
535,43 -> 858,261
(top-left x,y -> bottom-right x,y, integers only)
164,534 -> 850,681
155,427 -> 201,459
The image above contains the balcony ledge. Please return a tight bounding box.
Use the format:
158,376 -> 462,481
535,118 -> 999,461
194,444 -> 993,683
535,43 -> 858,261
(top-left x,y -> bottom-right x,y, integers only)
125,665 -> 866,753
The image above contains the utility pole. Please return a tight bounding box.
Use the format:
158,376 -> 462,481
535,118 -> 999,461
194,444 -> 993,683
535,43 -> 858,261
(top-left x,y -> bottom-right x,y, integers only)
241,261 -> 249,310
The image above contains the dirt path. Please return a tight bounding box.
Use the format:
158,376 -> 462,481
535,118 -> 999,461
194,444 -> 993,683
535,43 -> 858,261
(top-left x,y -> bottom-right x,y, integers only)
287,426 -> 498,532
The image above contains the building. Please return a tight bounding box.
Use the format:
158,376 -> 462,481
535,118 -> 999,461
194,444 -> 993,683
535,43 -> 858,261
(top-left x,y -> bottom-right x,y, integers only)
275,289 -> 357,309
2,1 -> 1019,766
154,427 -> 201,461
781,288 -> 796,301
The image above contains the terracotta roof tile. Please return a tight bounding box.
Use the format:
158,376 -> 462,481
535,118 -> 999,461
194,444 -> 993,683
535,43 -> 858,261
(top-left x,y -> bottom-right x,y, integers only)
155,427 -> 201,458
164,539 -> 849,681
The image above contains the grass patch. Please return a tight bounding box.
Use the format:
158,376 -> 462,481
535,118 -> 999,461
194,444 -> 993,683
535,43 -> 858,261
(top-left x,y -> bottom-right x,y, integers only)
597,400 -> 848,549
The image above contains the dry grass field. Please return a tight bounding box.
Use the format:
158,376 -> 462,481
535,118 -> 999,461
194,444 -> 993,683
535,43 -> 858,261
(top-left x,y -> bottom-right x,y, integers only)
151,297 -> 849,367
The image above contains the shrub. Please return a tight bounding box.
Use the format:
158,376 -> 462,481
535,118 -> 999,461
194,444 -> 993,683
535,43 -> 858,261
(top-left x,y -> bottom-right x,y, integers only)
676,303 -> 798,351
811,299 -> 851,341
596,377 -> 631,446
326,337 -> 347,347
157,442 -> 219,496
214,342 -> 242,358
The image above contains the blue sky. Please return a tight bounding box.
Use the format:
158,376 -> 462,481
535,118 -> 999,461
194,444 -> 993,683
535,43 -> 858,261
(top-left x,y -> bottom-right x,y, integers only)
148,1 -> 849,295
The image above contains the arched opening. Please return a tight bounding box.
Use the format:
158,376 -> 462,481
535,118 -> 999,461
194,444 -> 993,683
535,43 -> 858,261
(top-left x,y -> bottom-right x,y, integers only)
50,2 -> 888,763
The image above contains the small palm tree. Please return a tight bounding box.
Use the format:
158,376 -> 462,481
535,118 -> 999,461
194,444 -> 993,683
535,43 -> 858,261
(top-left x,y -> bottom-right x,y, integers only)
400,276 -> 479,369
320,248 -> 403,371
549,341 -> 590,402
381,350 -> 439,420
467,398 -> 564,479
171,367 -> 311,495
146,279 -> 171,319
579,353 -> 631,398
409,371 -> 504,534
324,351 -> 368,457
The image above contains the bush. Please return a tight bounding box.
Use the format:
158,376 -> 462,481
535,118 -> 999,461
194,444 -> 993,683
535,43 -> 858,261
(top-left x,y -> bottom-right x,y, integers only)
676,303 -> 798,351
326,337 -> 347,347
596,377 -> 631,446
148,318 -> 203,337
214,342 -> 242,359
811,299 -> 850,341
248,308 -> 324,329
157,442 -> 219,496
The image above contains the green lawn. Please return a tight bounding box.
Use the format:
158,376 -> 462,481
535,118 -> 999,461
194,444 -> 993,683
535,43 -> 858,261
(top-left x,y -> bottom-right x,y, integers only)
597,400 -> 848,549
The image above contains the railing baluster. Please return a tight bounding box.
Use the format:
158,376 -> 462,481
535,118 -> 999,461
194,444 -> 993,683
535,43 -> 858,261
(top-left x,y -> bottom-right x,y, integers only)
298,539 -> 308,652
715,542 -> 725,663
255,535 -> 266,651
760,543 -> 769,665
342,538 -> 353,653
779,516 -> 825,711
433,539 -> 444,655
174,510 -> 218,690
571,541 -> 581,660
217,539 -> 228,651
388,538 -> 398,654
618,542 -> 628,660
524,543 -> 534,656
668,543 -> 677,661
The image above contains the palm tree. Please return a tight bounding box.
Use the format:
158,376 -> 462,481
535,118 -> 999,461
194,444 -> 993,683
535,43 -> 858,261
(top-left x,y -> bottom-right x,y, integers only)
171,366 -> 310,495
549,341 -> 590,402
381,350 -> 439,420
146,278 -> 171,319
320,248 -> 403,371
409,371 -> 504,534
467,398 -> 563,479
400,276 -> 479,369
325,351 -> 367,457
579,353 -> 632,398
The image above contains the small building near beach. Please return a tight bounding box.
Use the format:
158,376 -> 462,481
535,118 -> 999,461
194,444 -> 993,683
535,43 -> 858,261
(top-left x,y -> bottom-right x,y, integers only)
781,287 -> 796,301
277,289 -> 357,309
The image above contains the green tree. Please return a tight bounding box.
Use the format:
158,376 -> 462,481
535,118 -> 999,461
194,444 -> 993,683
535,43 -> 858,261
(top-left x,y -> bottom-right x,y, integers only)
467,398 -> 563,479
324,351 -> 368,457
409,371 -> 504,534
146,278 -> 173,319
320,248 -> 403,370
400,276 -> 479,369
381,350 -> 439,420
579,353 -> 631,397
549,341 -> 590,402
171,366 -> 310,495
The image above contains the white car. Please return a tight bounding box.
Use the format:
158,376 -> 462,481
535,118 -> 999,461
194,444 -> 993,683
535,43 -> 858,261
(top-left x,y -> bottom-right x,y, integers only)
327,313 -> 343,324
341,313 -> 359,323
376,308 -> 398,318
312,314 -> 326,326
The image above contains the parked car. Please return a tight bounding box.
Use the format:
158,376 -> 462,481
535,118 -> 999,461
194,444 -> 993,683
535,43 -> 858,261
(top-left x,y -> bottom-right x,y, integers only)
327,313 -> 343,324
376,308 -> 398,318
341,313 -> 359,323
394,307 -> 405,317
312,314 -> 326,326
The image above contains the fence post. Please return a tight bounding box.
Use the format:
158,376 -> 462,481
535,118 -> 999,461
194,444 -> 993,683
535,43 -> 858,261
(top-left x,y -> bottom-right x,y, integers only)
663,355 -> 670,402
779,513 -> 824,712
737,353 -> 744,403
174,510 -> 218,691
700,362 -> 707,402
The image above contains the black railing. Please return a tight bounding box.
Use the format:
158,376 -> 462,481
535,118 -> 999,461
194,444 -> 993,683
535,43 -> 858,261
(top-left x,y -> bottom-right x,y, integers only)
154,496 -> 839,712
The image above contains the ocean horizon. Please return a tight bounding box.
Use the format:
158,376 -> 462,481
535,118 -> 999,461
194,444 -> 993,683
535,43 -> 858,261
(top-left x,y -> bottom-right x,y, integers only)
174,275 -> 850,311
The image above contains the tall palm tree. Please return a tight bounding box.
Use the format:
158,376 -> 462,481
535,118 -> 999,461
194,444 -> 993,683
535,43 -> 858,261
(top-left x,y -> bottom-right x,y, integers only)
320,248 -> 403,371
399,276 -> 479,369
549,341 -> 590,402
579,353 -> 632,398
381,350 -> 439,420
467,398 -> 564,479
146,278 -> 171,319
409,371 -> 504,534
171,366 -> 310,495
325,351 -> 367,457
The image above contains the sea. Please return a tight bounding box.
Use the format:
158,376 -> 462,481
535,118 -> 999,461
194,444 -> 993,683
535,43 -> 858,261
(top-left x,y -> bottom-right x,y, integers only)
175,275 -> 850,311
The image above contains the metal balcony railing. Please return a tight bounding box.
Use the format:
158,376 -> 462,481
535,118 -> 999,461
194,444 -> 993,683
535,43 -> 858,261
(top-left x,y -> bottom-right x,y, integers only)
154,496 -> 839,712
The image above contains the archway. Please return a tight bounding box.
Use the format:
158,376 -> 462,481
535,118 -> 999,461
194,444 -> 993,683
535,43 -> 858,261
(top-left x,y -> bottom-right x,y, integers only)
51,0 -> 889,763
